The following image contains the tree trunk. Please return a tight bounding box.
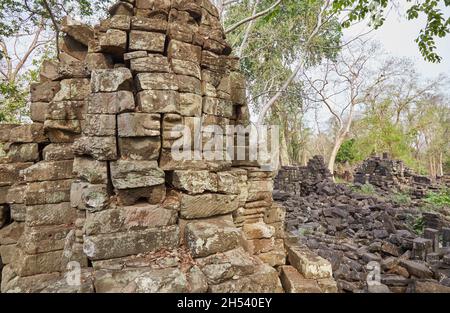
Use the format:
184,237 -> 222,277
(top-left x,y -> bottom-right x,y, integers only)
438,152 -> 444,177
328,134 -> 344,177
279,130 -> 290,166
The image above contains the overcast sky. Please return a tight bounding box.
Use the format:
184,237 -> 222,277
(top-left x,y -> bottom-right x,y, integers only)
344,1 -> 450,80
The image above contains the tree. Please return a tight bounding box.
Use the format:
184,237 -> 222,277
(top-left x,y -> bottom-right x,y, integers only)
332,0 -> 450,63
0,0 -> 114,122
301,39 -> 384,175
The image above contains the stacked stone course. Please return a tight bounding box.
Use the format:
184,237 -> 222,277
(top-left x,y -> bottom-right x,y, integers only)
0,0 -> 302,293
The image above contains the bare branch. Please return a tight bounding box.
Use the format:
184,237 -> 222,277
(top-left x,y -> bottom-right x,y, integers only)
225,0 -> 281,34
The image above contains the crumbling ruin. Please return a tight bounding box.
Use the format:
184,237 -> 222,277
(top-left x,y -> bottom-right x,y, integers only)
0,0 -> 337,293
275,155 -> 450,293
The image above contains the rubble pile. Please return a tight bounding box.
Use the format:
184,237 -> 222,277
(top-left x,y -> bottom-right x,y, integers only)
0,0 -> 333,293
275,156 -> 450,293
354,153 -> 441,198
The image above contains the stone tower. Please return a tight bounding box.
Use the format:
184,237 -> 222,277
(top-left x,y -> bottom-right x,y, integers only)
0,0 -> 288,292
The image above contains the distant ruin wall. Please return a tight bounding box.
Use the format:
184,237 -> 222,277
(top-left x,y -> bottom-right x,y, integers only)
0,0 -> 287,293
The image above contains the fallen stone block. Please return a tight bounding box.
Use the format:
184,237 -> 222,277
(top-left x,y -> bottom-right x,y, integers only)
209,264 -> 283,293
280,265 -> 322,293
286,244 -> 333,279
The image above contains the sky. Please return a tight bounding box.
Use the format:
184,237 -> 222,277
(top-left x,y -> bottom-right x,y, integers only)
344,0 -> 450,80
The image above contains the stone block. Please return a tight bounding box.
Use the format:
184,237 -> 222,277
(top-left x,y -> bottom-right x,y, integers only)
22,160 -> 74,182
242,222 -> 275,240
73,136 -> 117,161
130,55 -> 170,73
136,90 -> 179,113
85,203 -> 177,235
117,113 -> 161,137
168,40 -> 201,62
30,81 -> 61,102
0,222 -> 23,245
179,193 -> 240,219
185,219 -> 241,258
209,264 -> 283,293
46,101 -> 87,120
286,244 -> 333,279
10,124 -> 47,143
99,15 -> 131,31
116,184 -> 166,206
131,16 -> 167,32
21,224 -> 72,254
26,202 -> 76,227
202,97 -> 233,118
60,16 -> 94,46
73,157 -> 108,184
25,179 -> 72,205
43,120 -> 82,143
118,137 -> 161,161
42,143 -> 74,161
129,31 -> 165,53
179,93 -> 202,116
110,160 -> 165,189
177,75 -> 201,94
83,225 -> 179,260
196,247 -> 258,284
0,163 -> 33,186
88,91 -> 135,114
99,29 -> 127,55
14,250 -> 64,277
53,79 -> 90,101
280,265 -> 322,293
70,181 -> 109,212
91,68 -> 133,92
5,143 -> 39,162
135,73 -> 178,91
171,59 -> 201,79
30,102 -> 48,122
83,114 -> 116,137
169,170 -> 217,194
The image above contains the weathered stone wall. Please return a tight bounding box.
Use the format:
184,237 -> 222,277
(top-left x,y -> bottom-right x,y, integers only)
0,0 -> 289,293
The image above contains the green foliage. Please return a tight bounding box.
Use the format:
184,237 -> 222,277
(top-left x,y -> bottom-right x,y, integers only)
336,139 -> 360,164
0,80 -> 28,122
412,216 -> 425,235
351,183 -> 376,195
0,0 -> 113,36
391,191 -> 412,205
424,188 -> 450,207
332,0 -> 450,62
